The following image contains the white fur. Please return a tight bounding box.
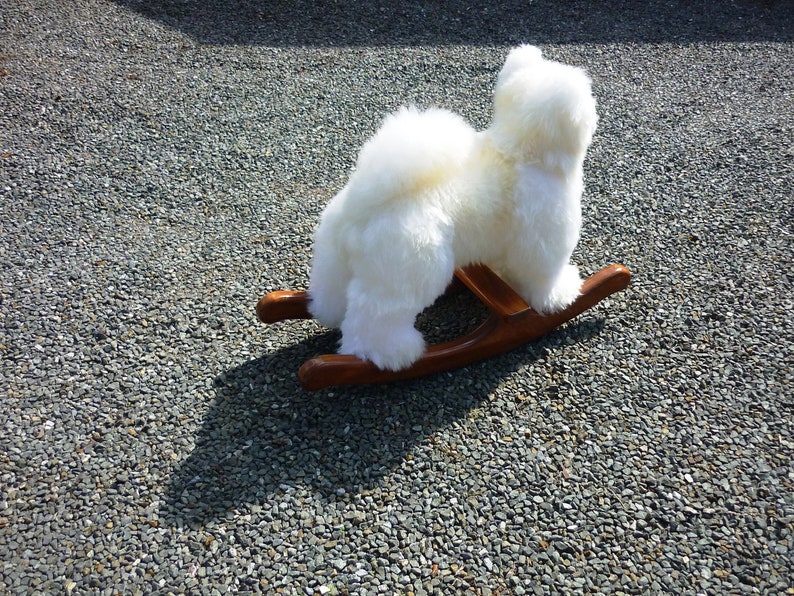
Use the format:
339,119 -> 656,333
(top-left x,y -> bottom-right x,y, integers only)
307,46 -> 598,371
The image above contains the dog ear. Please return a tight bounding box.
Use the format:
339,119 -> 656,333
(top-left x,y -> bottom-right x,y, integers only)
496,45 -> 543,87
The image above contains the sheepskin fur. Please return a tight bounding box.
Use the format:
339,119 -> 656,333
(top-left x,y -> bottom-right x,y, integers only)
307,45 -> 599,371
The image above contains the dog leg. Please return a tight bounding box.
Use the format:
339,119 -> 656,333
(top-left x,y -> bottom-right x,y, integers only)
340,304 -> 426,372
307,207 -> 351,328
521,263 -> 583,314
338,259 -> 452,371
339,274 -> 426,370
308,250 -> 350,328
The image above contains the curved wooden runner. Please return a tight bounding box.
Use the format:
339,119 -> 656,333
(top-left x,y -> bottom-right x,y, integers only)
256,264 -> 631,391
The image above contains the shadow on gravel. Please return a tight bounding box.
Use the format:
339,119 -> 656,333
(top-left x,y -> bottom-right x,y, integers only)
112,0 -> 791,46
161,290 -> 607,527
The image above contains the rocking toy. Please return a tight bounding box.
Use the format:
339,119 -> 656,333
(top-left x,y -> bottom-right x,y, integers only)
256,263 -> 630,391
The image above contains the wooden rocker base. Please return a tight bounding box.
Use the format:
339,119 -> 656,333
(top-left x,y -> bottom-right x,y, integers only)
257,264 -> 631,391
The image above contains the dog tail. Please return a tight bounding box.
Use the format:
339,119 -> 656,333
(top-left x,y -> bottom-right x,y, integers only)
344,106 -> 476,207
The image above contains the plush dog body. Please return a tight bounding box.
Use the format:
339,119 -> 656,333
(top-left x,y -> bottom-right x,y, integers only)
308,46 -> 599,371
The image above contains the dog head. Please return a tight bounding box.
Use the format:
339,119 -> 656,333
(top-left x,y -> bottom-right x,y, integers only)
489,45 -> 598,172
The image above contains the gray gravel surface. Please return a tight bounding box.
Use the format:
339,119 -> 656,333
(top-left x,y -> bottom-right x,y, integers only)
2,1 -> 793,594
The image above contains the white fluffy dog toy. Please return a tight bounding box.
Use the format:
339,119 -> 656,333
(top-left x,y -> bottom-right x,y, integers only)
307,45 -> 599,371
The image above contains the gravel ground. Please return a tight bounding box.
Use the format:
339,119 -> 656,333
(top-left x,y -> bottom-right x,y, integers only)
1,1 -> 792,594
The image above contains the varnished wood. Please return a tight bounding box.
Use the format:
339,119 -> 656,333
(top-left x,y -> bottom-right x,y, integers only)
256,264 -> 631,390
455,263 -> 530,316
256,290 -> 311,323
